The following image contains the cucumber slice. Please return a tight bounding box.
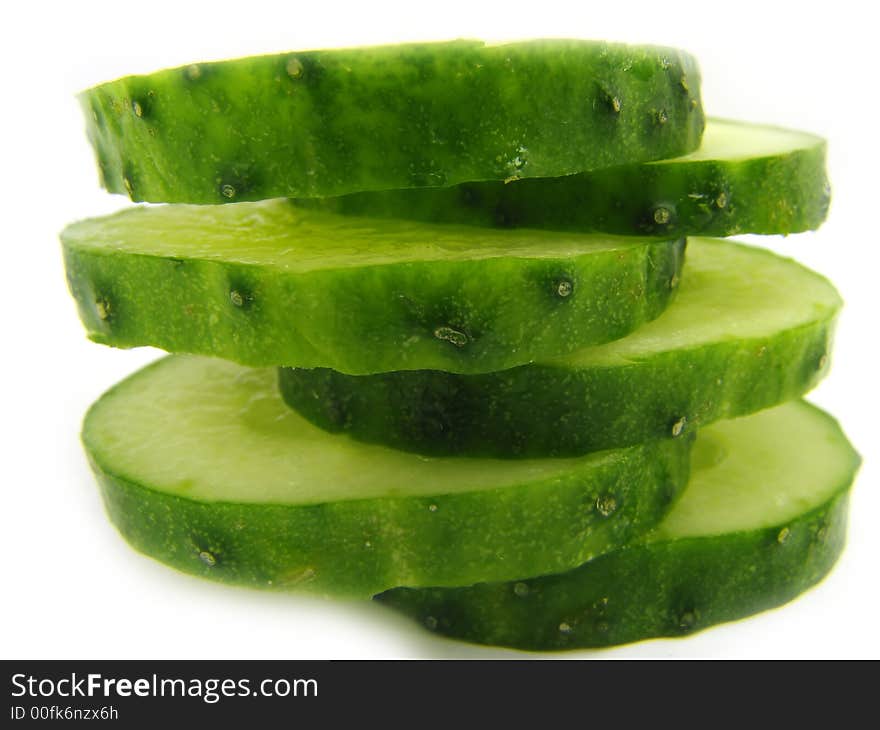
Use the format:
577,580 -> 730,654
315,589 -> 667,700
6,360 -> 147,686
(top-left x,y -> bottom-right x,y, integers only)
61,201 -> 685,375
82,355 -> 692,598
377,401 -> 860,651
80,39 -> 704,203
292,118 -> 829,236
279,238 -> 840,456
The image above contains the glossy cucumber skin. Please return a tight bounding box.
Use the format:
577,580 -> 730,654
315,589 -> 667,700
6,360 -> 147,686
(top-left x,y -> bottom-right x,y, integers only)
293,121 -> 828,237
279,320 -> 832,456
376,491 -> 849,651
62,220 -> 684,375
278,238 -> 837,456
84,359 -> 692,599
80,40 -> 704,203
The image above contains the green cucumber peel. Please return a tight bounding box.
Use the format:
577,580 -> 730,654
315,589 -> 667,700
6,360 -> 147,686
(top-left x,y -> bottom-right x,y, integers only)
294,118 -> 829,236
377,401 -> 861,651
80,39 -> 704,203
62,201 -> 684,375
280,237 -> 841,457
83,355 -> 692,598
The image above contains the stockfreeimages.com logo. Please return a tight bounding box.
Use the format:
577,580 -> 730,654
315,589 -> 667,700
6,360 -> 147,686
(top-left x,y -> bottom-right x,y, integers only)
11,673 -> 317,704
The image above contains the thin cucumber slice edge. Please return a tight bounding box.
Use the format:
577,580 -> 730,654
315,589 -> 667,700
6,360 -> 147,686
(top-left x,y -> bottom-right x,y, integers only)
376,401 -> 861,650
83,355 -> 692,598
292,118 -> 829,237
280,237 -> 841,456
81,39 -> 704,203
62,202 -> 685,374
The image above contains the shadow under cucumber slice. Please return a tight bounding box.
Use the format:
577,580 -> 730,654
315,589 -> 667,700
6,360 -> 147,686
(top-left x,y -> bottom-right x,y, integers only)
82,355 -> 692,598
80,39 -> 703,204
61,201 -> 684,375
293,118 -> 828,237
376,401 -> 860,651
280,238 -> 840,457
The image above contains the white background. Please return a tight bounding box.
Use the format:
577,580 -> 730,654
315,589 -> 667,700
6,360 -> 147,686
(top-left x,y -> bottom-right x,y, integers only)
2,0 -> 877,659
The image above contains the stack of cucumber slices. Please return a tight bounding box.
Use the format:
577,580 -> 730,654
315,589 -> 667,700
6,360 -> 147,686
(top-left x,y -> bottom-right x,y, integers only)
64,39 -> 860,652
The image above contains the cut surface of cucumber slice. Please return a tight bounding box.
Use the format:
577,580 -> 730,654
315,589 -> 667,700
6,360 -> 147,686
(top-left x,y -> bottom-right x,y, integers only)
62,201 -> 685,375
280,238 -> 840,456
82,356 -> 692,598
376,401 -> 860,651
80,39 -> 704,203
293,119 -> 828,236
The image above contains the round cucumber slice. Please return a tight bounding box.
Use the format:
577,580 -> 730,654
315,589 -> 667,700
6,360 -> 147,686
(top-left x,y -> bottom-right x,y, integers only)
82,355 -> 692,598
293,118 -> 829,237
61,201 -> 685,375
377,401 -> 861,651
80,39 -> 704,204
279,238 -> 841,456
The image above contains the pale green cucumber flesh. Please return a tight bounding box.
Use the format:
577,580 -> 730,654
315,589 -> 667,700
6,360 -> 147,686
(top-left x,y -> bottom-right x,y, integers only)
280,237 -> 841,456
293,118 -> 829,236
376,401 -> 860,650
62,201 -> 684,375
80,39 -> 704,203
83,355 -> 692,598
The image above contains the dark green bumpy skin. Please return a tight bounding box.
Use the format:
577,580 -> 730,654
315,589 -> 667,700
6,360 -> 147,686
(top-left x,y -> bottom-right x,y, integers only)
84,356 -> 693,598
377,492 -> 850,651
80,39 -> 704,203
279,238 -> 839,456
376,403 -> 860,650
61,203 -> 685,375
293,118 -> 828,237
